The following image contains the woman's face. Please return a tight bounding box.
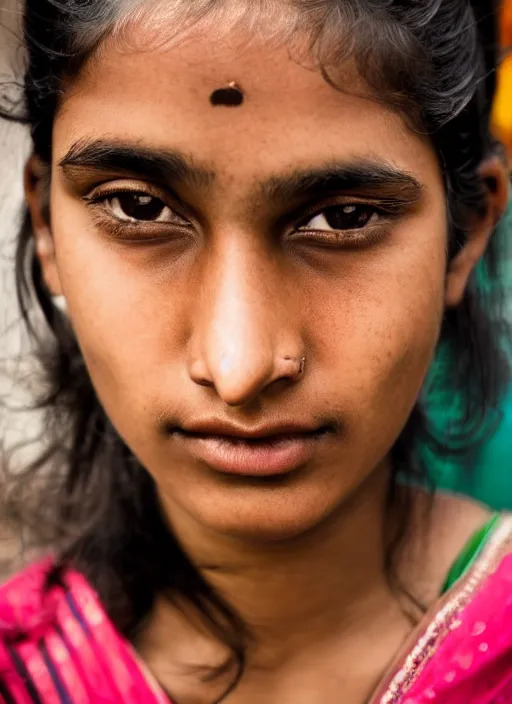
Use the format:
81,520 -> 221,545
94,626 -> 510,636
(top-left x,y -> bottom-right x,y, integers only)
39,25 -> 453,540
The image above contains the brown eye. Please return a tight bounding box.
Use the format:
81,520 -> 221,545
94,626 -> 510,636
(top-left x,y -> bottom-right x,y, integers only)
107,193 -> 171,222
302,204 -> 377,231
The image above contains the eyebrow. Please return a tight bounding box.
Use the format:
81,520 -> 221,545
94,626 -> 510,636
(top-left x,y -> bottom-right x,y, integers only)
59,139 -> 423,206
261,161 -> 424,205
59,138 -> 215,189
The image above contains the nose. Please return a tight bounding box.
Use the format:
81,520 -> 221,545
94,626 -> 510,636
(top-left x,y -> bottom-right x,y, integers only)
188,237 -> 305,407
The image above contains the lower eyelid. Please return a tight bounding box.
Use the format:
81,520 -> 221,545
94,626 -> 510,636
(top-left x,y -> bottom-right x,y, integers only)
90,216 -> 193,245
288,222 -> 392,246
87,203 -> 196,243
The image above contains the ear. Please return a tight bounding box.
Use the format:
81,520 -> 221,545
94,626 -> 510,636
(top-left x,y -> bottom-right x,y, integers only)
25,155 -> 63,297
445,156 -> 510,308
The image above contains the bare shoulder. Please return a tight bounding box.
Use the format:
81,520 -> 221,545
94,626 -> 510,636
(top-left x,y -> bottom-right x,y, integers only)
404,490 -> 495,604
428,491 -> 493,550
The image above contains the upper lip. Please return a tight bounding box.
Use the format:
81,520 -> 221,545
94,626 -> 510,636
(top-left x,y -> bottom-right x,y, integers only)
175,420 -> 328,440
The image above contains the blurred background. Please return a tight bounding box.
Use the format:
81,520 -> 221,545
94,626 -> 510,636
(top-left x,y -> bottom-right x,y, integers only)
0,0 -> 41,572
0,0 -> 510,562
495,0 -> 512,156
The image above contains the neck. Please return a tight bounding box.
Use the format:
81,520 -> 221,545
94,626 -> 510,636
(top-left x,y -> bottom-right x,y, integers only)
163,465 -> 406,658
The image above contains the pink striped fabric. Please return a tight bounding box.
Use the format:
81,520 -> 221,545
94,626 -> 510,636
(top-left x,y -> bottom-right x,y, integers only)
2,540 -> 512,703
0,559 -> 169,703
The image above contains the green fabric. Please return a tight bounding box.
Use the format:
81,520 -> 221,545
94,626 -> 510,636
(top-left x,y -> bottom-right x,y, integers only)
441,513 -> 500,594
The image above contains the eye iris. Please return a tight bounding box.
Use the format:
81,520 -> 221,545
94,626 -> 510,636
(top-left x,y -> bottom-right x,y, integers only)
324,205 -> 373,230
118,194 -> 165,221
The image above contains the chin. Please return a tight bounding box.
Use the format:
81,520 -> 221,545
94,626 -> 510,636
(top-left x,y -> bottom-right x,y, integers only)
204,515 -> 326,543
174,478 -> 344,542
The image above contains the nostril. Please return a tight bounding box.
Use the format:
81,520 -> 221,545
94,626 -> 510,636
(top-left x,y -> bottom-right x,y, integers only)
189,356 -> 215,388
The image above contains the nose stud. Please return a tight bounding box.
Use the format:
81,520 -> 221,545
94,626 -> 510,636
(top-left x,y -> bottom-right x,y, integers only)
282,356 -> 307,380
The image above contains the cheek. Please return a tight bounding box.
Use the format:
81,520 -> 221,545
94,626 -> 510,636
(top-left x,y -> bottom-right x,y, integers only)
51,188 -> 447,458
51,208 -> 190,421
311,236 -> 446,447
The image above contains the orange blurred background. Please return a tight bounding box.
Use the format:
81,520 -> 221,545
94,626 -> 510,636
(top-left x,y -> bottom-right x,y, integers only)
494,0 -> 512,156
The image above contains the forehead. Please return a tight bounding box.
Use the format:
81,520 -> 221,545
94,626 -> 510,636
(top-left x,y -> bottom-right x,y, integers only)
55,24 -> 437,182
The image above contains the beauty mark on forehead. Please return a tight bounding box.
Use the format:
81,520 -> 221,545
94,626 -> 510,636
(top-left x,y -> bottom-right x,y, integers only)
210,82 -> 245,107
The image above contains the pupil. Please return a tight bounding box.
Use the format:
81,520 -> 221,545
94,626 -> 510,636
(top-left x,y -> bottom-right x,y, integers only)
324,205 -> 371,230
120,194 -> 164,221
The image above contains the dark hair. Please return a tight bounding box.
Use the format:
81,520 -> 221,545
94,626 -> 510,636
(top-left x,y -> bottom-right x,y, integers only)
1,0 -> 510,699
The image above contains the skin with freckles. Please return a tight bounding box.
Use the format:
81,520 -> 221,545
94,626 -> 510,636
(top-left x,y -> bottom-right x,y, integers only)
26,20 -> 509,704
46,35 -> 449,540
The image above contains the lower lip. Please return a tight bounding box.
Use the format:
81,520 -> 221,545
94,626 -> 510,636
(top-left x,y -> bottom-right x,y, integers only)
175,433 -> 323,477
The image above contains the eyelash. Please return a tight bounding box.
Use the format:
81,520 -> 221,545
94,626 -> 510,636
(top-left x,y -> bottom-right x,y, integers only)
292,202 -> 397,249
84,186 -> 401,247
85,187 -> 193,242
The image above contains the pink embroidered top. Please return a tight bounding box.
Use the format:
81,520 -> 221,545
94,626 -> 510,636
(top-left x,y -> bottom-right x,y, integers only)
2,515 -> 512,703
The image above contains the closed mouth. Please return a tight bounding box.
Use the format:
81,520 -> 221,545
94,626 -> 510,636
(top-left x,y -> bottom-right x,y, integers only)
168,424 -> 336,477
176,427 -> 332,443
